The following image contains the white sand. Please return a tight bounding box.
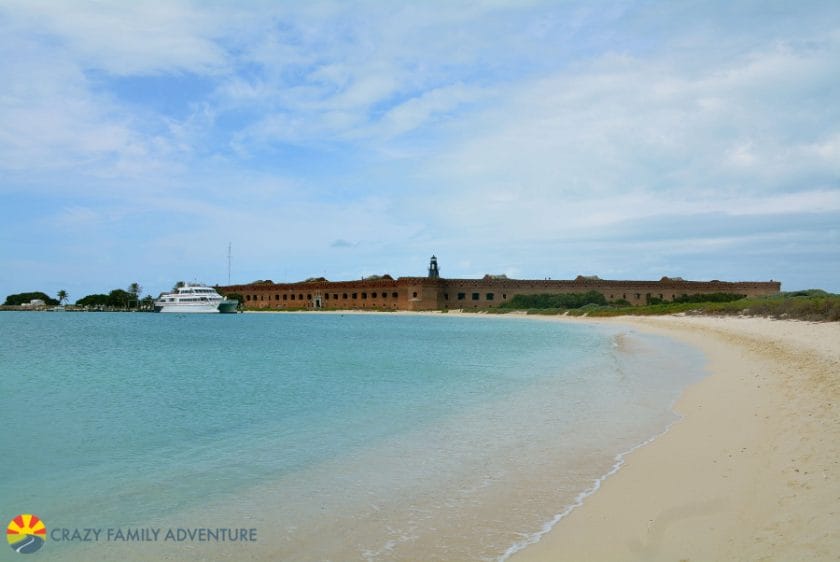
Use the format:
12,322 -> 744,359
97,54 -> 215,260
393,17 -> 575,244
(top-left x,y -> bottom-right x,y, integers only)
511,315 -> 840,562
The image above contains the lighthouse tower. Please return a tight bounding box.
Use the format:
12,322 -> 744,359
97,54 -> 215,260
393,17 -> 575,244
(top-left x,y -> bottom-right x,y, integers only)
428,255 -> 440,279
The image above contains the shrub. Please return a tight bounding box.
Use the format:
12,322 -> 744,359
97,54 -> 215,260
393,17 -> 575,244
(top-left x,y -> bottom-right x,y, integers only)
4,292 -> 59,306
500,291 -> 607,310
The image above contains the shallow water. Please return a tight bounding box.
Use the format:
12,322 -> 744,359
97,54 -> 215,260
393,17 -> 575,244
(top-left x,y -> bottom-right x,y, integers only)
0,312 -> 705,561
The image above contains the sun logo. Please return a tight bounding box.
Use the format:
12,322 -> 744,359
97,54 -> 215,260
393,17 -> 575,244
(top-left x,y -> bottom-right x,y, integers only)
7,514 -> 46,554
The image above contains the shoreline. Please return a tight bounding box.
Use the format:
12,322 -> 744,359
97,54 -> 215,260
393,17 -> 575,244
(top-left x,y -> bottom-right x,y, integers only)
510,315 -> 840,562
247,308 -> 840,559
8,309 -> 837,559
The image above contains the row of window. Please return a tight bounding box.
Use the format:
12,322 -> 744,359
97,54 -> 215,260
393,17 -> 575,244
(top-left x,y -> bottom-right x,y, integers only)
245,291 -> 518,302
245,291 -> 402,302
453,292 -> 498,301
244,291 -> 683,303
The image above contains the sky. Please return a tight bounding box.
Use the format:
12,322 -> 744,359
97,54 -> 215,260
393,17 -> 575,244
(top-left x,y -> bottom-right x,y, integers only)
1,0 -> 839,301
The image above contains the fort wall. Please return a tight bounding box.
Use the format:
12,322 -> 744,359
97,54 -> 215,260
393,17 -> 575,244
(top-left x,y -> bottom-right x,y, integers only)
220,274 -> 781,311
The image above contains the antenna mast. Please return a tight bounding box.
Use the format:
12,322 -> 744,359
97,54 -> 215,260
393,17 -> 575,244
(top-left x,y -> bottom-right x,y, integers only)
227,243 -> 232,285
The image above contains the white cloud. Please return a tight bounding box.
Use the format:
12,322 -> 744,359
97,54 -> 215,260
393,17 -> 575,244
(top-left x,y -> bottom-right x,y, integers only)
0,0 -> 236,76
375,84 -> 483,139
420,34 -> 840,239
1,1 -> 839,295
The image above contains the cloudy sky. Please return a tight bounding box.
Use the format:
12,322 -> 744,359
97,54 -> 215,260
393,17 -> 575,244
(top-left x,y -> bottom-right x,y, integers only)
2,1 -> 838,300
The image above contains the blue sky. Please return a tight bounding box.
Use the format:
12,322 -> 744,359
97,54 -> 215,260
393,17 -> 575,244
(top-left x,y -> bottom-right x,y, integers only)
1,0 -> 839,301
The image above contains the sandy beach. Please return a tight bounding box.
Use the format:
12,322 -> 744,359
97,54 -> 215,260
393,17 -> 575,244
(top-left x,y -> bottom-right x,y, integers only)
511,315 -> 840,562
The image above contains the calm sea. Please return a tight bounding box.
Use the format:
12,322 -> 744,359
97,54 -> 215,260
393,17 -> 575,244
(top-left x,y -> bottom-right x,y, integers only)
0,311 -> 705,561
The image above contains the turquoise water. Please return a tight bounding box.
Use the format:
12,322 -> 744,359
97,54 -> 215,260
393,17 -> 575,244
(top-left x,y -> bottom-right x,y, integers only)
0,312 -> 705,561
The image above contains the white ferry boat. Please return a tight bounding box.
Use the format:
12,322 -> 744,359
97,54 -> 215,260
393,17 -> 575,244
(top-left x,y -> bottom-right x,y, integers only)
154,284 -> 238,313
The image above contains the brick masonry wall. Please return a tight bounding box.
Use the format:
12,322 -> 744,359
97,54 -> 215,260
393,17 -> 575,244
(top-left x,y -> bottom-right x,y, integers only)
220,277 -> 781,310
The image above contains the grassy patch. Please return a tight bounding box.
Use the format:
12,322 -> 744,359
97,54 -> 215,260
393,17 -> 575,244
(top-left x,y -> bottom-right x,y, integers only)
573,291 -> 840,321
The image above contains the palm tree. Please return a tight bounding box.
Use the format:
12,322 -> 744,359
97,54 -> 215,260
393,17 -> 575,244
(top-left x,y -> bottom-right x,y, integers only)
57,290 -> 68,305
140,295 -> 155,311
128,283 -> 141,309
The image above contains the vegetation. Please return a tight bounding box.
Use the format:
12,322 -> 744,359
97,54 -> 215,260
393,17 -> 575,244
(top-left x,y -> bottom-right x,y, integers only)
75,285 -> 146,310
4,292 -> 59,306
569,290 -> 840,322
75,293 -> 111,307
128,283 -> 141,306
484,290 -> 839,322
498,291 -> 608,310
223,292 -> 244,303
57,290 -> 68,305
646,292 -> 745,305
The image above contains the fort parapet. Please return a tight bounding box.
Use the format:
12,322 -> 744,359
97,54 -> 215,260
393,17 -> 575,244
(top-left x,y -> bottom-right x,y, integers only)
219,257 -> 781,311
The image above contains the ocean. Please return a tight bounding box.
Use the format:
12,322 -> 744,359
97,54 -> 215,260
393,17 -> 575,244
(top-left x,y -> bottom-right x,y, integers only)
0,311 -> 705,561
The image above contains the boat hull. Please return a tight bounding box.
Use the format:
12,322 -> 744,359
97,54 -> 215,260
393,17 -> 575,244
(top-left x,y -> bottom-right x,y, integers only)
154,302 -> 223,313
217,300 -> 239,314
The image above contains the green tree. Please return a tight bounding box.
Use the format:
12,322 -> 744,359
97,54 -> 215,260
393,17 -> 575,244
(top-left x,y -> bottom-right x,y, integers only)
223,292 -> 244,304
128,282 -> 142,309
4,292 -> 59,306
76,294 -> 110,307
57,290 -> 68,305
140,295 -> 155,310
107,289 -> 132,310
